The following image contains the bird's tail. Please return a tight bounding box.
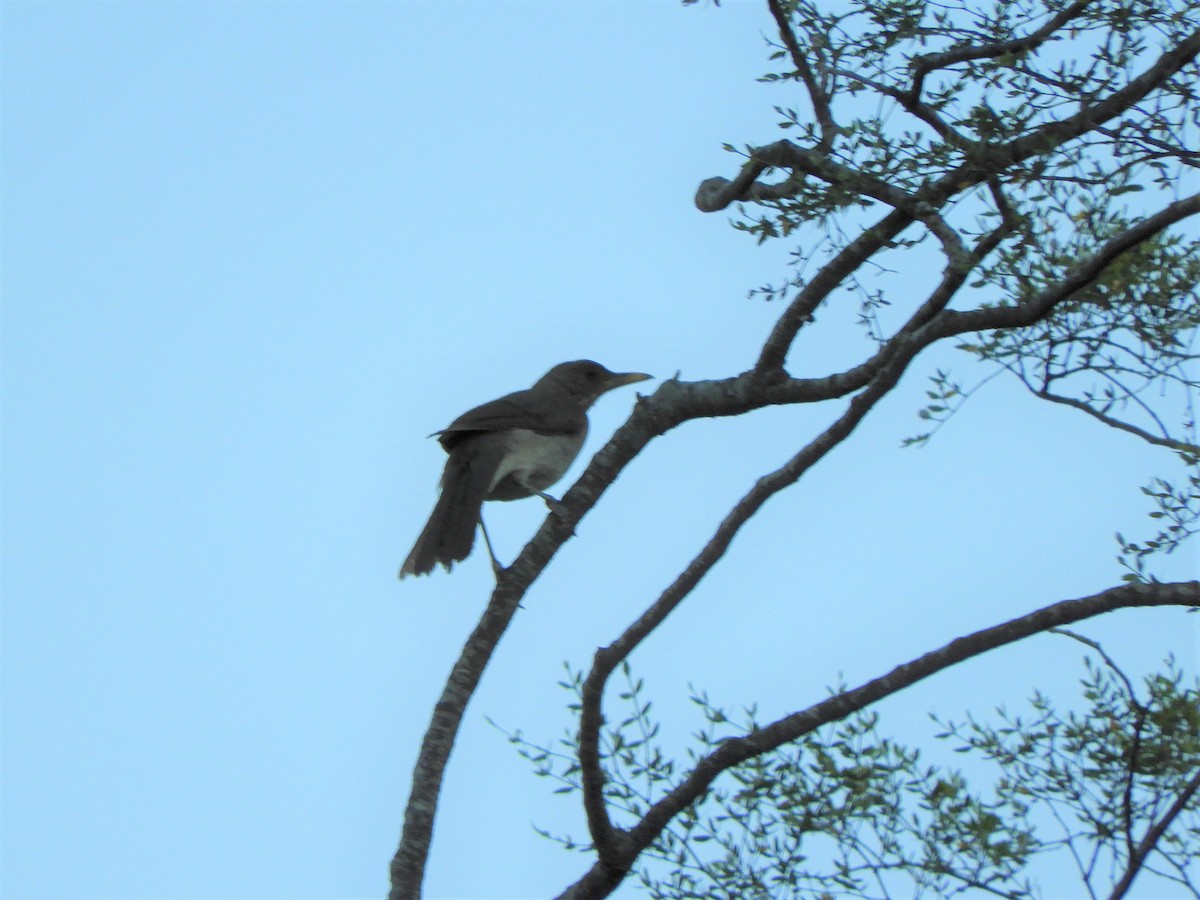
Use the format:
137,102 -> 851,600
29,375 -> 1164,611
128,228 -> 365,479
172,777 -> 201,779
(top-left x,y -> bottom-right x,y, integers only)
398,446 -> 502,578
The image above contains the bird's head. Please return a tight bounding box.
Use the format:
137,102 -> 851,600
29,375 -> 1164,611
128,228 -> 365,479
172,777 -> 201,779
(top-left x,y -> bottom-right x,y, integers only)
543,360 -> 652,403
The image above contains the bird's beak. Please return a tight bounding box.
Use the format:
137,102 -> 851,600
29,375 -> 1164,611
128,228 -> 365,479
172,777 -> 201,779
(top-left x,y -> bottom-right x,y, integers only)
605,372 -> 652,391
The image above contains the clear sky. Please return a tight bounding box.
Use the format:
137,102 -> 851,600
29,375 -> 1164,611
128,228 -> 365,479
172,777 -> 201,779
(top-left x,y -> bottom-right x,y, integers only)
2,2 -> 1196,899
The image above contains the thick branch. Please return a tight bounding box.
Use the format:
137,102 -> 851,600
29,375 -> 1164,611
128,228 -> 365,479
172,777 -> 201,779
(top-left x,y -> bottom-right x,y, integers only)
388,574 -> 536,898
387,375 -> 787,897
696,139 -> 920,214
557,581 -> 1200,900
694,163 -> 798,212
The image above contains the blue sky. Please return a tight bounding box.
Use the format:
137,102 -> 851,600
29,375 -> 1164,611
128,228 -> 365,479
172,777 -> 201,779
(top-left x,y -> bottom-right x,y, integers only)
2,2 -> 1196,899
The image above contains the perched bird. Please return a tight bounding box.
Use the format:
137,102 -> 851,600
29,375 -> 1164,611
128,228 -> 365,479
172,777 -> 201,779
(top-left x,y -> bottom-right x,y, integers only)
399,360 -> 651,578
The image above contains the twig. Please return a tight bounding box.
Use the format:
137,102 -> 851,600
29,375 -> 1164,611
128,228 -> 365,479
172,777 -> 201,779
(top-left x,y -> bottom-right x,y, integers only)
1034,390 -> 1200,453
908,0 -> 1096,102
1108,767 -> 1200,900
767,0 -> 838,151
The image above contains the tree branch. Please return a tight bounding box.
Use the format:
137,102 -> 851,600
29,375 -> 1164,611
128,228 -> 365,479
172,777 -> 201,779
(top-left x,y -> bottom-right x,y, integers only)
394,21 -> 1200,890
557,581 -> 1200,900
698,41 -> 1199,382
831,67 -> 974,147
767,0 -> 837,151
391,190 -> 1197,898
755,207 -> 915,372
1108,766 -> 1200,900
578,340 -> 920,865
928,193 -> 1200,340
573,214 -> 1018,873
908,0 -> 1096,101
696,138 -> 878,215
696,28 -> 1200,218
946,27 -> 1200,185
388,573 -> 535,898
1048,628 -> 1149,864
694,139 -> 920,214
1034,389 -> 1200,453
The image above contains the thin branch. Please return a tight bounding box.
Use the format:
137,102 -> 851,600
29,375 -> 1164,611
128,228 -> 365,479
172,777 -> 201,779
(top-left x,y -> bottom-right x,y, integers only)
1108,767 -> 1200,900
908,0 -> 1096,101
944,28 -> 1200,187
1047,628 -> 1139,697
1047,628 -> 1149,862
832,67 -> 974,148
767,0 -> 838,152
1034,390 -> 1200,453
756,207 -> 915,372
1094,123 -> 1200,169
1093,368 -> 1181,444
929,193 -> 1200,339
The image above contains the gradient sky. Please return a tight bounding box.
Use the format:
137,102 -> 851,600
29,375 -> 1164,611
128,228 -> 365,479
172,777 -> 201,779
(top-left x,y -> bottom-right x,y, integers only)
2,2 -> 1196,899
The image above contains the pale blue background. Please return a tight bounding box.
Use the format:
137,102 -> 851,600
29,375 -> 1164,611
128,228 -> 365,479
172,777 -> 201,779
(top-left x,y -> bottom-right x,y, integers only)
2,2 -> 1196,899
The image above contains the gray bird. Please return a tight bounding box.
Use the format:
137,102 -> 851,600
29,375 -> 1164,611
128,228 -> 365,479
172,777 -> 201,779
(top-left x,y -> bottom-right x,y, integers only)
399,360 -> 651,578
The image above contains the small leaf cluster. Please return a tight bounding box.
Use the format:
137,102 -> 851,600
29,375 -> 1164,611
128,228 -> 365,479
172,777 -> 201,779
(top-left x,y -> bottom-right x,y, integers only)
1117,451 -> 1200,583
933,651 -> 1200,897
491,661 -> 680,850
638,692 -> 1039,900
964,221 -> 1200,406
903,367 -> 968,447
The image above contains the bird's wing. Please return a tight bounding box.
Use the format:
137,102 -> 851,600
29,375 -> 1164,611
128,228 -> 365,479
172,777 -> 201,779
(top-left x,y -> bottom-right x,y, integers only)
434,390 -> 582,449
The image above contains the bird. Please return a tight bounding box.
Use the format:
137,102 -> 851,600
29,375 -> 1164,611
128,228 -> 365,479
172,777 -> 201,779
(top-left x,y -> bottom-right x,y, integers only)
399,360 -> 651,578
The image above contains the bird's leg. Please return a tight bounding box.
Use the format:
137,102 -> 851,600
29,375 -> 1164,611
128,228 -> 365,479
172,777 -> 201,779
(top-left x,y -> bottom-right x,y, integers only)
513,477 -> 576,535
535,491 -> 577,538
478,514 -> 506,578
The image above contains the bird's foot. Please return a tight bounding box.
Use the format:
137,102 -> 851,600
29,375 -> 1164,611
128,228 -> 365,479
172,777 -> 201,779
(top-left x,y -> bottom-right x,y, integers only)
537,491 -> 570,519
542,497 -> 579,536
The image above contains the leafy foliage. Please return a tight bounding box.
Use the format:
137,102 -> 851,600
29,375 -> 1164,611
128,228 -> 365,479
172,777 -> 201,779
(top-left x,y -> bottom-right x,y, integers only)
507,653 -> 1199,899
959,226 -> 1200,449
933,646 -> 1200,898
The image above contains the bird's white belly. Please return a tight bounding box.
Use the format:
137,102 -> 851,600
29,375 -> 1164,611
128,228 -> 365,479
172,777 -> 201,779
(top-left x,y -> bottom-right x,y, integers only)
489,427 -> 587,494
